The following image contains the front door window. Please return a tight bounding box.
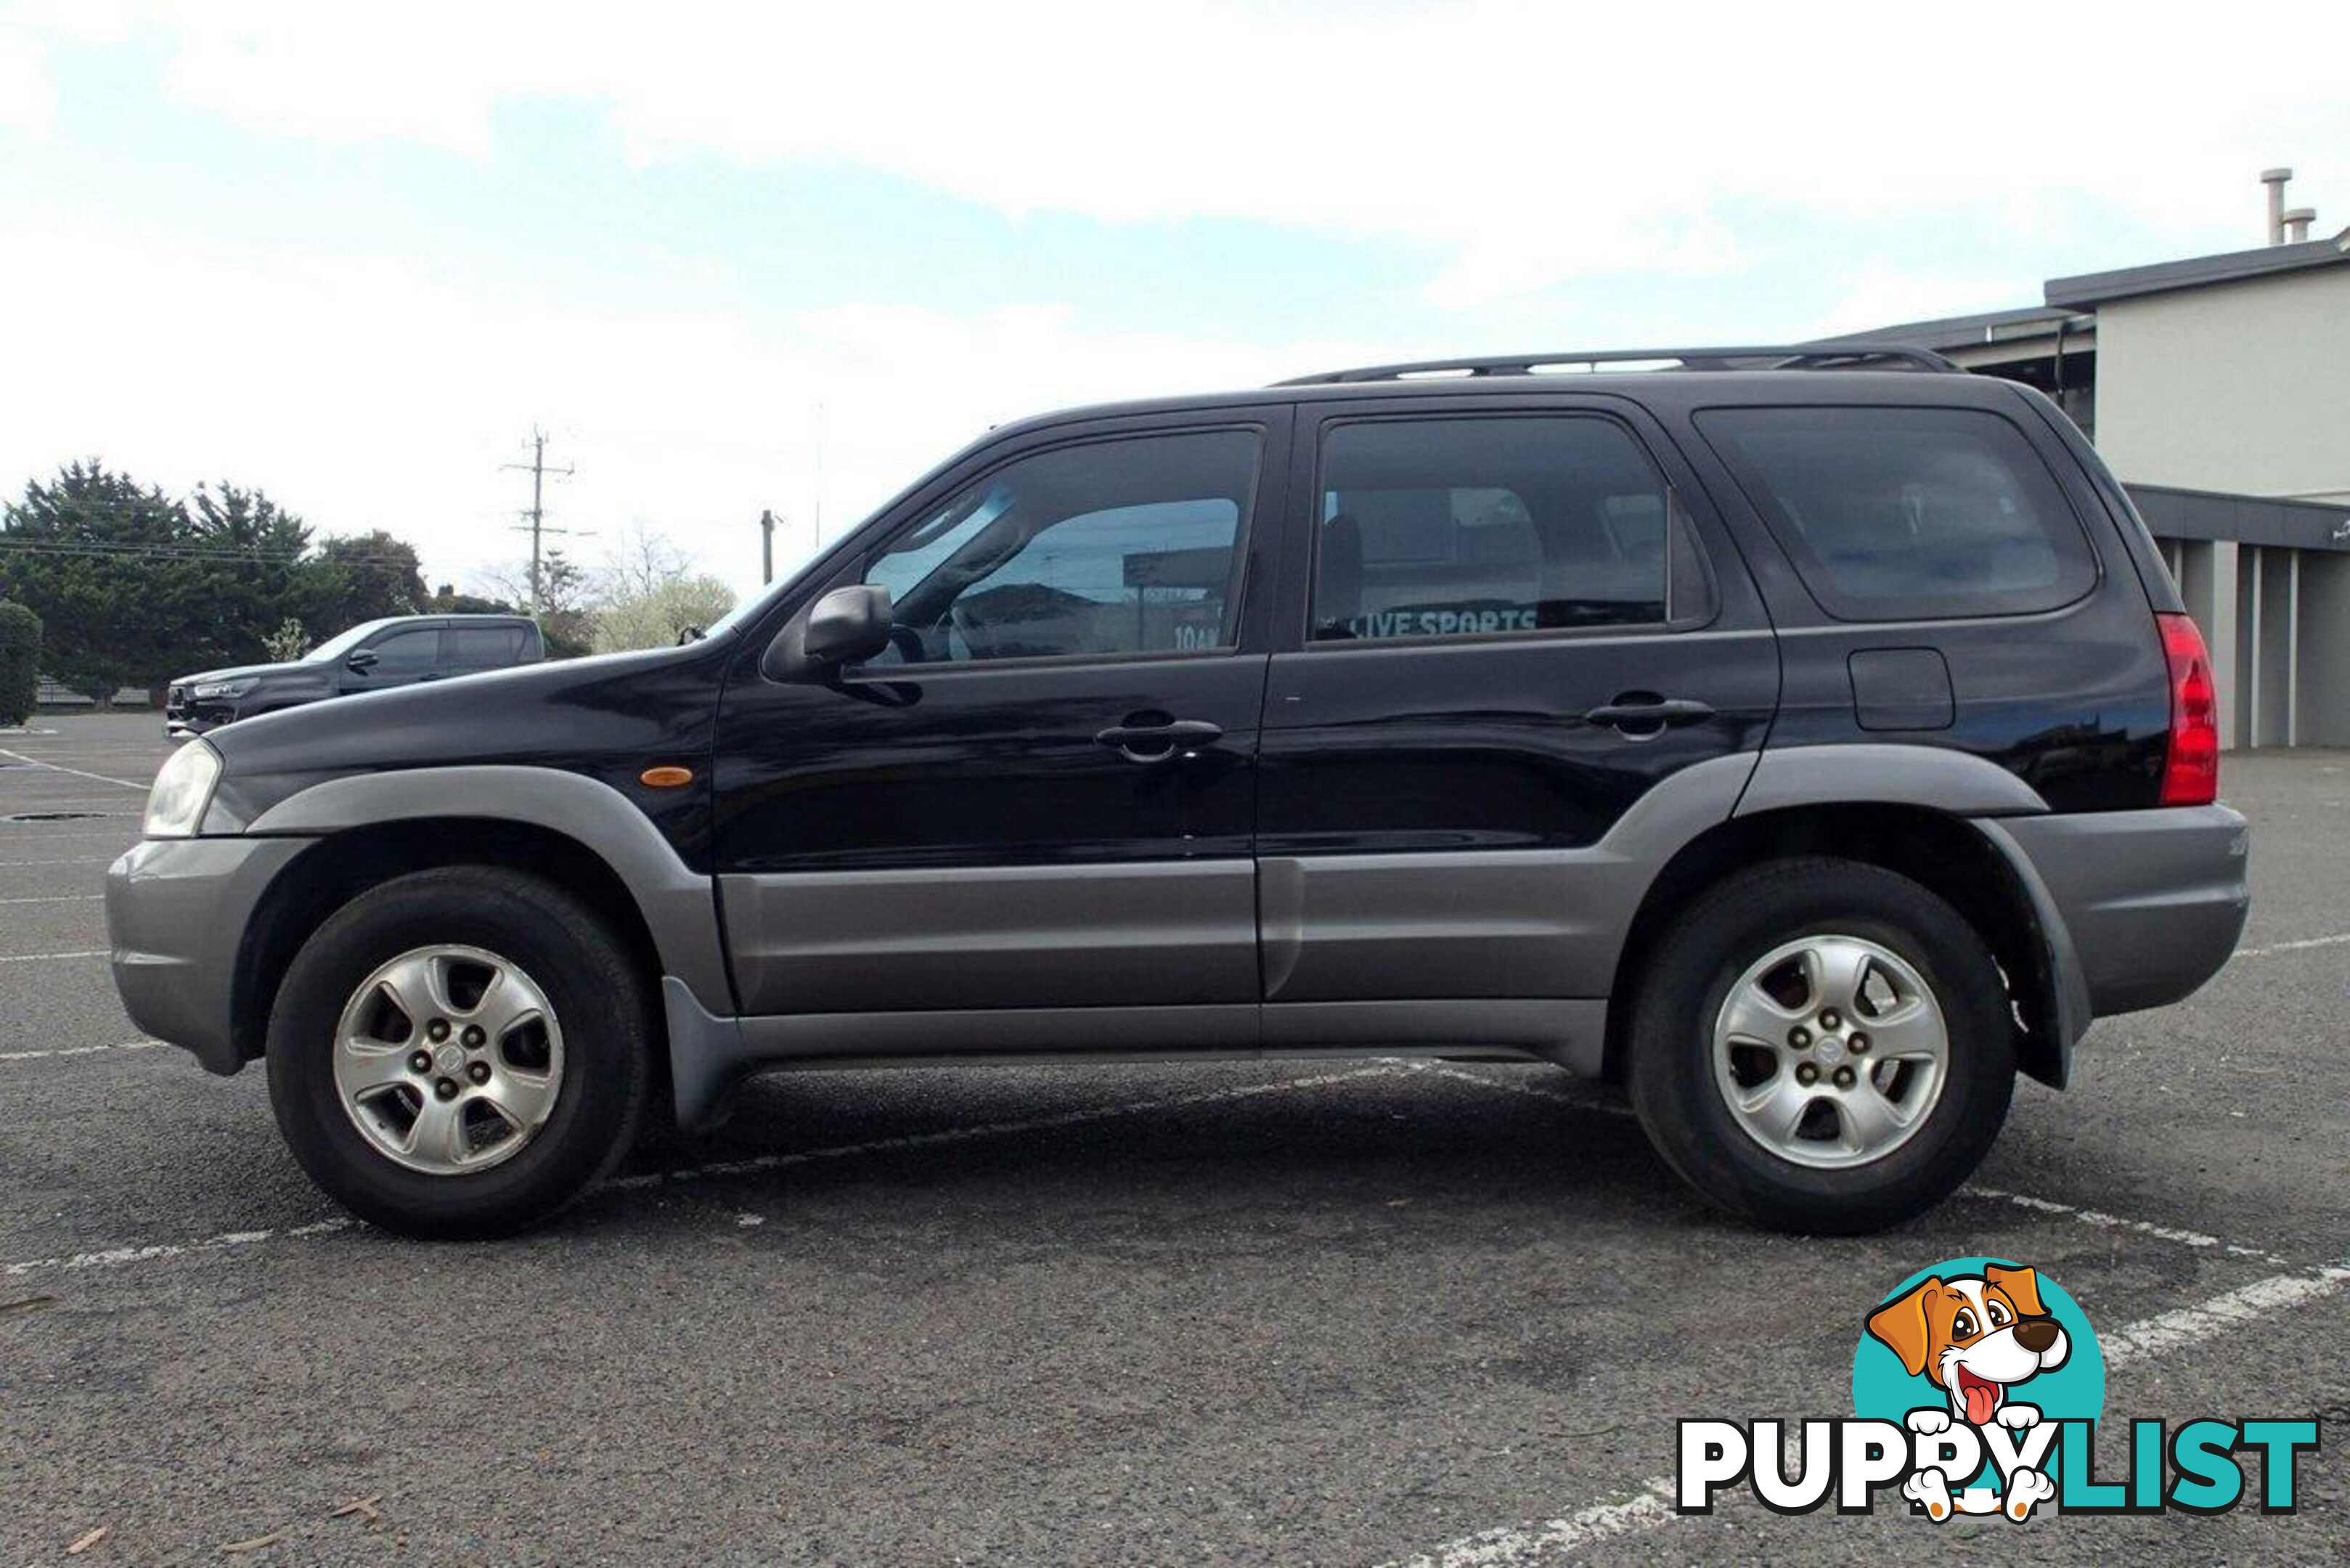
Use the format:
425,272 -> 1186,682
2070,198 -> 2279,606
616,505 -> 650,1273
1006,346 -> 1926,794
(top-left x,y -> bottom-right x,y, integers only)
861,429 -> 1260,665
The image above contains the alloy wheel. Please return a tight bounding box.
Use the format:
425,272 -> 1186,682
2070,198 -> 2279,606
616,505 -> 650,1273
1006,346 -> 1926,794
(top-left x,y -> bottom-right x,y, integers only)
1710,934 -> 1949,1169
330,944 -> 566,1175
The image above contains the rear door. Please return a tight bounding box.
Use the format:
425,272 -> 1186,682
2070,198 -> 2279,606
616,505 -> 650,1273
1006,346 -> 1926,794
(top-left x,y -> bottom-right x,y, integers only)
711,410 -> 1288,1026
442,623 -> 535,674
1257,395 -> 1779,1012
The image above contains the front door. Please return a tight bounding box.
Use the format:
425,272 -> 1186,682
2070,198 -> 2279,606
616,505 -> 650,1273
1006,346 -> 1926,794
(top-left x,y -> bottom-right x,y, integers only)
712,413 -> 1287,1026
337,623 -> 444,695
1256,398 -> 1779,1013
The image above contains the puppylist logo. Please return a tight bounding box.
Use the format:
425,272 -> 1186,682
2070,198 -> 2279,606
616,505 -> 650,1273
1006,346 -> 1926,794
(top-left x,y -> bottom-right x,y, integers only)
1676,1257 -> 2322,1522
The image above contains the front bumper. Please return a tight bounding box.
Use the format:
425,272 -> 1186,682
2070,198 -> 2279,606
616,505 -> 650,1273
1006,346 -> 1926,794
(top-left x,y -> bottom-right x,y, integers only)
1986,804 -> 2250,1018
163,694 -> 234,736
106,836 -> 312,1074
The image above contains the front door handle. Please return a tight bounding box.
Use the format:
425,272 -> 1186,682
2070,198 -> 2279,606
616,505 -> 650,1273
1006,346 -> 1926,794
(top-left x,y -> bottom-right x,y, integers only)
1583,695 -> 1715,735
1095,718 -> 1223,764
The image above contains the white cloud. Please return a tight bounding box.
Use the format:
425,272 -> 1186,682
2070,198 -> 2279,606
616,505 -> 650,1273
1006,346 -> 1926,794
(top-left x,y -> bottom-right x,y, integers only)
1802,269 -> 2028,340
0,27 -> 56,136
0,211 -> 1378,599
28,1 -> 2350,305
7,0 -> 2349,618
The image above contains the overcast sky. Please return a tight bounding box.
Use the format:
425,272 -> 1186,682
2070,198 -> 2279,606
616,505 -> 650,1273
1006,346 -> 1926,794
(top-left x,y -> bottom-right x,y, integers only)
2,0 -> 2343,600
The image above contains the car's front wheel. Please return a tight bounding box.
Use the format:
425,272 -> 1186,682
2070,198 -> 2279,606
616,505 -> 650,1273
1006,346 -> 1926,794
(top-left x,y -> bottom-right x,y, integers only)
266,867 -> 653,1238
1627,857 -> 2014,1234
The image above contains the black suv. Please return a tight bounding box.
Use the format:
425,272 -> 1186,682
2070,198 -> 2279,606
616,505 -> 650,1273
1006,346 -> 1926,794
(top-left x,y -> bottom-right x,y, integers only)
107,346 -> 2247,1238
165,613 -> 544,735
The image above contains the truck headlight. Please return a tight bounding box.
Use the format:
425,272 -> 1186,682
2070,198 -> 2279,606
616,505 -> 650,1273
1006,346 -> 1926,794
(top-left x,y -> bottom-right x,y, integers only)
189,677 -> 257,700
144,740 -> 223,838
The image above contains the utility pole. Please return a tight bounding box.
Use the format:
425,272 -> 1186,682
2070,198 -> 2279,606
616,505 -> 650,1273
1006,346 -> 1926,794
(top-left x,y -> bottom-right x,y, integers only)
811,400 -> 824,549
759,508 -> 780,584
502,427 -> 578,611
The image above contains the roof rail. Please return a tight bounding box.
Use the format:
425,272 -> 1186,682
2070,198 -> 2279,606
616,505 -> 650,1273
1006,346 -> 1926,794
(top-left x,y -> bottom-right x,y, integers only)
1273,342 -> 1961,385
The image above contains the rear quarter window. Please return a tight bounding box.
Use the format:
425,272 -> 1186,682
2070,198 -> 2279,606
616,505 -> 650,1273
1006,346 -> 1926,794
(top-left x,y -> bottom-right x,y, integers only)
1696,406 -> 2099,621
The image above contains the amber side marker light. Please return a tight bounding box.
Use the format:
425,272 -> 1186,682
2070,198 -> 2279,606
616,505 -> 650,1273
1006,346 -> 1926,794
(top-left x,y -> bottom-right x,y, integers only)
639,765 -> 695,789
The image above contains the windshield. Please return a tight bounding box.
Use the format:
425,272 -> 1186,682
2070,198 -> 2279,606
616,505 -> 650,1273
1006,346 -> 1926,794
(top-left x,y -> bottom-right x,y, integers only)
302,618 -> 398,662
699,550 -> 844,642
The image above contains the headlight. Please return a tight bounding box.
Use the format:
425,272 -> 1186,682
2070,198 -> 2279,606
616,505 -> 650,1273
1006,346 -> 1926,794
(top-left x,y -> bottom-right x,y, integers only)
144,740 -> 223,838
189,677 -> 257,700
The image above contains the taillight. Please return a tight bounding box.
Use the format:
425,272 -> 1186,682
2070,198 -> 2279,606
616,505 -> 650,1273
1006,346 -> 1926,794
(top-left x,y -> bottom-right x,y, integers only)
2157,611 -> 2218,807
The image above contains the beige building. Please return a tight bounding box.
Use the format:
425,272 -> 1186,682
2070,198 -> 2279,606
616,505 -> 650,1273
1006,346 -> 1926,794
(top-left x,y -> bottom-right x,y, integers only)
1848,172 -> 2350,748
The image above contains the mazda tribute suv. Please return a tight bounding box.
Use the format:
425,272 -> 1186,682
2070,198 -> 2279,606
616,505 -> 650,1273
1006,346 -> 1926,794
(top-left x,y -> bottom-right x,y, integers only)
107,345 -> 2249,1238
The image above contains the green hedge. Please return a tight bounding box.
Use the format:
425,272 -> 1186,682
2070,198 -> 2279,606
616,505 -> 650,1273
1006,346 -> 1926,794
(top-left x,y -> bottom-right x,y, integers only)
0,600 -> 38,727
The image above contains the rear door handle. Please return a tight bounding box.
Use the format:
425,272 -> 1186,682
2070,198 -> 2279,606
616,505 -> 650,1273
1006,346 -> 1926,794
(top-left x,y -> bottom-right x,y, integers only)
1095,718 -> 1224,764
1583,696 -> 1715,733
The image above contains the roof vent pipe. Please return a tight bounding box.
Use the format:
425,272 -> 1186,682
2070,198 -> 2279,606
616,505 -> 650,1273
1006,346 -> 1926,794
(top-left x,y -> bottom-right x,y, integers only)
2283,207 -> 2316,243
2261,167 -> 2293,244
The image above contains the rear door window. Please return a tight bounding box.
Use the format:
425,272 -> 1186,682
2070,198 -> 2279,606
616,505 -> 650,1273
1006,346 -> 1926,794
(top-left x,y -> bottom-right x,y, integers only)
1310,415 -> 1704,642
1697,406 -> 2098,621
446,626 -> 529,666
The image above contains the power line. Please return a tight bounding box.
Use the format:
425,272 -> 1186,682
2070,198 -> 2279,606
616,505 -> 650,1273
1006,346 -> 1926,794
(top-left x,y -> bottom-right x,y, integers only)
500,426 -> 579,611
0,537 -> 420,567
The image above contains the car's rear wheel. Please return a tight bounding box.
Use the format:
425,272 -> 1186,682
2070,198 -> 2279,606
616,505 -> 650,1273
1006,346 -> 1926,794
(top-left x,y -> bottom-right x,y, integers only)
266,867 -> 652,1238
1628,857 -> 2013,1234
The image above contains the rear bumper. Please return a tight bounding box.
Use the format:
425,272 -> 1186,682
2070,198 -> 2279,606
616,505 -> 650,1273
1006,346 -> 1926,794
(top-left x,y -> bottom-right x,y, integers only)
106,835 -> 312,1074
1986,804 -> 2250,1019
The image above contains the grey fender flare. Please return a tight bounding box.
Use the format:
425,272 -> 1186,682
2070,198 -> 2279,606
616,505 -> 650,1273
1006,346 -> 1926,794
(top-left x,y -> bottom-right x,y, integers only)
245,767 -> 733,1014
1734,743 -> 2087,1082
1970,819 -> 2096,1073
1735,743 -> 2051,818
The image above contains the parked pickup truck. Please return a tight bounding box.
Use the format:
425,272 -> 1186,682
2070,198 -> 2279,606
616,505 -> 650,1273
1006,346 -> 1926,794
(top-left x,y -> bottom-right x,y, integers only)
165,614 -> 542,735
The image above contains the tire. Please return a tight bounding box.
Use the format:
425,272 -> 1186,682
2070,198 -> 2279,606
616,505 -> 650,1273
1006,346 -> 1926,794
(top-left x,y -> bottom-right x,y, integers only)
1627,857 -> 2014,1235
266,867 -> 654,1238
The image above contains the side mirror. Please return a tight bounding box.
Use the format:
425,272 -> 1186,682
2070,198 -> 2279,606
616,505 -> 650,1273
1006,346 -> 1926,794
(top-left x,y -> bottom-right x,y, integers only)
345,650 -> 380,674
767,584 -> 894,679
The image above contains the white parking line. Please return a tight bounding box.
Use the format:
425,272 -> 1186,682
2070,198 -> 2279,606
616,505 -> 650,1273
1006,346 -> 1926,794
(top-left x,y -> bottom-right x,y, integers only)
0,858 -> 118,867
4,1220 -> 357,1278
0,831 -> 136,842
1422,1070 -> 2306,1263
1391,1255 -> 2350,1567
1395,1484 -> 1680,1567
0,894 -> 103,905
0,1038 -> 161,1063
2232,931 -> 2350,960
0,748 -> 149,790
1963,1187 -> 2293,1267
0,948 -> 110,963
0,1063 -> 1405,1278
2101,1265 -> 2350,1361
1413,1064 -> 1628,1114
612,1062 -> 1402,1192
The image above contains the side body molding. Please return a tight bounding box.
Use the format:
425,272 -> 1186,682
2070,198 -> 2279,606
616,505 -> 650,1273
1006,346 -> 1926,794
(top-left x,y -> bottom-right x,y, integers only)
245,767 -> 733,1013
1259,749 -> 1763,1005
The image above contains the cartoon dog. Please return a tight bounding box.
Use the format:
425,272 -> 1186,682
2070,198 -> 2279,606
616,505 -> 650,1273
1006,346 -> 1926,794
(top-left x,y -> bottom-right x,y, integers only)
1866,1262 -> 2070,1522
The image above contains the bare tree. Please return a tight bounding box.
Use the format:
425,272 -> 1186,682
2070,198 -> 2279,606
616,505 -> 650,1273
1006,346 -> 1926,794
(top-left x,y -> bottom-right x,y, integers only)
599,520 -> 693,603
592,575 -> 736,653
586,522 -> 734,651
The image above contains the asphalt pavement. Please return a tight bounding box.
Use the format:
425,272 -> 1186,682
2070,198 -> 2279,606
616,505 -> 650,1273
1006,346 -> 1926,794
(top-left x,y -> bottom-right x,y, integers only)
2,714 -> 2343,1563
